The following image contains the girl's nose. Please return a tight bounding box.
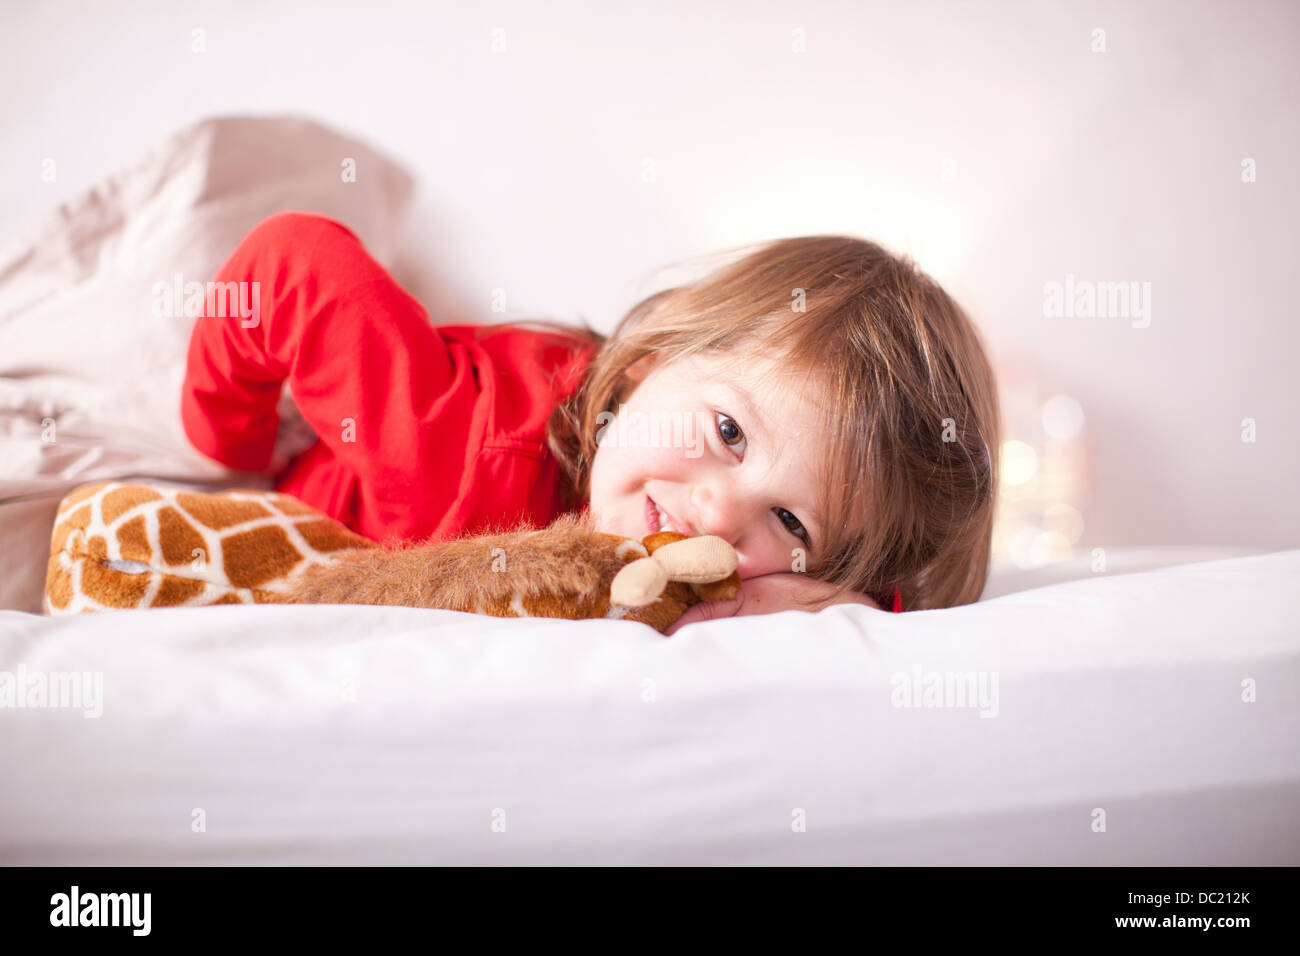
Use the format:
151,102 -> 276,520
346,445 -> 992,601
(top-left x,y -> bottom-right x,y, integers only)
691,482 -> 744,544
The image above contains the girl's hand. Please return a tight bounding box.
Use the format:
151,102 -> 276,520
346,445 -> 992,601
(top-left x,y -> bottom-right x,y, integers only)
662,573 -> 881,636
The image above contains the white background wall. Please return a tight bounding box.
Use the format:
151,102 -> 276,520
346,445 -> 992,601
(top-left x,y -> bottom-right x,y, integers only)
2,0 -> 1296,551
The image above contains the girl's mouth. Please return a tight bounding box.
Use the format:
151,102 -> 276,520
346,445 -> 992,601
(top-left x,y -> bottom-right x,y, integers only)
645,495 -> 688,535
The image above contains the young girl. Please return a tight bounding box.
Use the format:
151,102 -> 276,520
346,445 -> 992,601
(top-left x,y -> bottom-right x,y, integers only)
180,211 -> 999,628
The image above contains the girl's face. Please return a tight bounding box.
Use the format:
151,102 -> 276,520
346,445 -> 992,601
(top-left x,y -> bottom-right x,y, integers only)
587,350 -> 831,580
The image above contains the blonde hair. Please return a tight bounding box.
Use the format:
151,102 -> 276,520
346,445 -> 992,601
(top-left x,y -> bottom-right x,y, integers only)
538,236 -> 1000,611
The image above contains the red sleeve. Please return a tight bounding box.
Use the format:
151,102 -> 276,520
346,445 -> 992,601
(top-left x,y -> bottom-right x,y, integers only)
180,211 -> 473,539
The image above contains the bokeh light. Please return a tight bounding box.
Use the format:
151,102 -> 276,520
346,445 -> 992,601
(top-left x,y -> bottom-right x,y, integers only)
999,440 -> 1039,485
990,358 -> 1091,571
1043,503 -> 1085,545
1041,394 -> 1086,442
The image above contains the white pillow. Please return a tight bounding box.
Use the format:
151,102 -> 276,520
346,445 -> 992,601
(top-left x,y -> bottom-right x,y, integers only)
0,115 -> 417,613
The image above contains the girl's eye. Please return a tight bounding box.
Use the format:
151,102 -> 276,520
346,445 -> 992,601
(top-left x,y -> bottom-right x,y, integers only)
775,507 -> 810,546
715,412 -> 810,547
715,412 -> 746,455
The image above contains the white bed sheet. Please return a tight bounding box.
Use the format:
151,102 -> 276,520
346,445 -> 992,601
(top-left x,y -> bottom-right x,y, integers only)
2,548 -> 1296,865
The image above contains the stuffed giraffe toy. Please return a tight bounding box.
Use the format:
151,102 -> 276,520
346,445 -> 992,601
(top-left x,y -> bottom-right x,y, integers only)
44,481 -> 741,633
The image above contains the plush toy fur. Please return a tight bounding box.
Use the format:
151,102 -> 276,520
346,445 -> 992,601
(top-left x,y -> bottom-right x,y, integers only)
44,481 -> 740,633
287,512 -> 740,633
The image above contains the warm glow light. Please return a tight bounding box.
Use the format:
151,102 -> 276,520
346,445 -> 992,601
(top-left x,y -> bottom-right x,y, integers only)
1043,503 -> 1085,544
999,440 -> 1038,485
1041,394 -> 1086,442
1008,527 -> 1073,569
684,160 -> 975,285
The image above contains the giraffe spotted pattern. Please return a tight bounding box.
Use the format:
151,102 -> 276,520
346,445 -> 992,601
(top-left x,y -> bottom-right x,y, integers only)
44,481 -> 373,614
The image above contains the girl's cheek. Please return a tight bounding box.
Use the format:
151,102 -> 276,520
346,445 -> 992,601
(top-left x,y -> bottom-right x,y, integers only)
625,440 -> 699,484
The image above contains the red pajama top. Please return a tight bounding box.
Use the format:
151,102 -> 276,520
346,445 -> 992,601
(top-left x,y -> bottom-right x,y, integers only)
181,211 -> 904,614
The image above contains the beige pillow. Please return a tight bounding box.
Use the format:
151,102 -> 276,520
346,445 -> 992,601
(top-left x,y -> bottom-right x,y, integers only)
0,115 -> 416,613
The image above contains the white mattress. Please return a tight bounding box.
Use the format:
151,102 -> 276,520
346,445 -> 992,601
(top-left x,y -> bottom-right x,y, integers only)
2,547 -> 1296,865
